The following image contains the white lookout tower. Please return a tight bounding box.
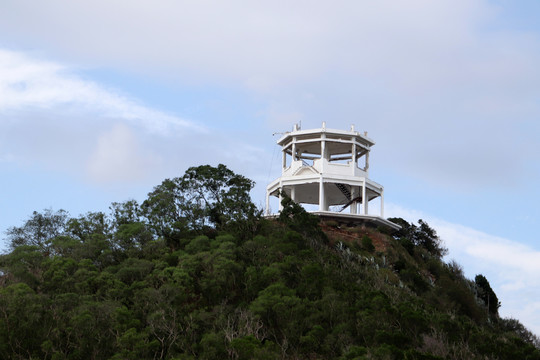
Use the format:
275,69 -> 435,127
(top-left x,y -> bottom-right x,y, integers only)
265,122 -> 399,230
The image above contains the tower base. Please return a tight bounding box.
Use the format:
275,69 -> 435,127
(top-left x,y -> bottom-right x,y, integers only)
311,211 -> 400,232
265,211 -> 401,232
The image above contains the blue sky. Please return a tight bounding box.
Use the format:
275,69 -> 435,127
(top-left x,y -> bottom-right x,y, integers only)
1,0 -> 540,333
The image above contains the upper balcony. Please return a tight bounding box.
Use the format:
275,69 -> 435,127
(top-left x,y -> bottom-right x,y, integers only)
282,159 -> 367,178
278,123 -> 373,181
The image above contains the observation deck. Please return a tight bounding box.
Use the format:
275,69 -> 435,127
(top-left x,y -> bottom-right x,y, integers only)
265,122 -> 399,231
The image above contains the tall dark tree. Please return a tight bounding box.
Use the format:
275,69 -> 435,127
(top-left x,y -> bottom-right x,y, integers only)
475,274 -> 500,315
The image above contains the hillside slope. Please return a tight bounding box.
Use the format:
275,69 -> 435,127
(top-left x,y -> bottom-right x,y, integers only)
0,164 -> 538,360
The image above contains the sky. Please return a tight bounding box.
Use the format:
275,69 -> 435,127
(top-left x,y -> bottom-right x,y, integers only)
1,0 -> 540,334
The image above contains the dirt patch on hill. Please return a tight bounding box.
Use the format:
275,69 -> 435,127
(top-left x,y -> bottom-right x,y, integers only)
320,222 -> 392,252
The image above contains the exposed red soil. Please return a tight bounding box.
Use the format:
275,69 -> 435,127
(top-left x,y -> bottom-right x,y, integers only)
320,222 -> 392,252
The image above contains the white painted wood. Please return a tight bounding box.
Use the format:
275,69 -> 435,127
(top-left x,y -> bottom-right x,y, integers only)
265,123 -> 390,225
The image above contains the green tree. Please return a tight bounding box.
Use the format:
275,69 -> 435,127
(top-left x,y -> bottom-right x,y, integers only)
278,193 -> 326,241
66,211 -> 109,242
178,164 -> 258,230
475,274 -> 500,315
6,209 -> 68,252
1,165 -> 540,360
0,283 -> 46,358
388,218 -> 447,258
141,178 -> 189,240
142,164 -> 258,238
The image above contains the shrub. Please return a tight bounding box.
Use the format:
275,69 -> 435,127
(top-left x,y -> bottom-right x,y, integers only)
399,237 -> 414,256
361,235 -> 375,253
325,220 -> 339,228
400,269 -> 429,294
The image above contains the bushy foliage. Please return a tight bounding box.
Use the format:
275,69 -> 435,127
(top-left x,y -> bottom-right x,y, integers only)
389,217 -> 448,258
0,166 -> 537,359
361,235 -> 375,253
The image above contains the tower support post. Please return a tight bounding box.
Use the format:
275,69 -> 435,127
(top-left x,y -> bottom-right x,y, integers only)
350,186 -> 358,214
319,177 -> 326,211
362,179 -> 367,215
278,180 -> 284,212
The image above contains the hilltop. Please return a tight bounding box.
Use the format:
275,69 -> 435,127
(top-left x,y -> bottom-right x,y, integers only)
0,164 -> 538,360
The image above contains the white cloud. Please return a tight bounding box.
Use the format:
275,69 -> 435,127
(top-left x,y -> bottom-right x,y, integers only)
0,48 -> 217,188
0,48 -> 202,135
0,1 -> 507,86
0,47 -> 276,190
2,1 -> 539,194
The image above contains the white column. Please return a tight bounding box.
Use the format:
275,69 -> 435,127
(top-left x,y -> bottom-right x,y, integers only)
278,181 -> 283,211
350,186 -> 358,214
291,186 -> 296,203
365,151 -> 370,173
292,138 -> 297,162
352,142 -> 357,176
320,135 -> 326,173
362,179 -> 367,215
365,195 -> 369,215
319,178 -> 326,211
282,150 -> 287,170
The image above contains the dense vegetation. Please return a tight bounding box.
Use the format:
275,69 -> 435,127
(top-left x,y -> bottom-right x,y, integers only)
0,164 -> 538,359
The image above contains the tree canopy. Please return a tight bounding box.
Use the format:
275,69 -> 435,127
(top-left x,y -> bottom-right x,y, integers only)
142,164 -> 258,239
0,165 -> 537,359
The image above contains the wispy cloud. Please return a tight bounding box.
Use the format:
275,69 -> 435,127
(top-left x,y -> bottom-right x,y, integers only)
0,48 -> 214,186
0,49 -> 203,135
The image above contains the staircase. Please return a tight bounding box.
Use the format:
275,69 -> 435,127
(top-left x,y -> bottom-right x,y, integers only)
334,183 -> 351,204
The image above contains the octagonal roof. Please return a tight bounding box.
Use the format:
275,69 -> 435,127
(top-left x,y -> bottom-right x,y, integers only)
276,124 -> 375,149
